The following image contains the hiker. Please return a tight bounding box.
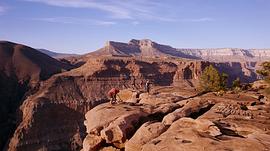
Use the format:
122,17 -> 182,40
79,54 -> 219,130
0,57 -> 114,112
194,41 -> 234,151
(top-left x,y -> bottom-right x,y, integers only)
145,80 -> 151,93
131,76 -> 136,89
140,80 -> 144,89
108,88 -> 120,104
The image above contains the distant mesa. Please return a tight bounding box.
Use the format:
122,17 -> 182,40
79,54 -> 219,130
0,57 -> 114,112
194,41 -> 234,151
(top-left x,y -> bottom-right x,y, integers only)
88,39 -> 270,62
88,39 -> 199,59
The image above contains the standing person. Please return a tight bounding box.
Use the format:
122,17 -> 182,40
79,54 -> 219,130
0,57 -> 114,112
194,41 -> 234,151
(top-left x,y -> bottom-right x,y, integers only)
145,80 -> 151,93
131,76 -> 136,89
108,88 -> 120,104
140,80 -> 144,89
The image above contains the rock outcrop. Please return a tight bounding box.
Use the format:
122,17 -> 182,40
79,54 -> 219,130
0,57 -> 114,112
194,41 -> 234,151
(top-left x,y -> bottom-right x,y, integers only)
82,87 -> 270,151
141,117 -> 270,151
125,122 -> 167,151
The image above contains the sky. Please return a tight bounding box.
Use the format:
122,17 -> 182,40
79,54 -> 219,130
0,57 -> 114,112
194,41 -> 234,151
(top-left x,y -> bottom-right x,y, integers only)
0,0 -> 270,54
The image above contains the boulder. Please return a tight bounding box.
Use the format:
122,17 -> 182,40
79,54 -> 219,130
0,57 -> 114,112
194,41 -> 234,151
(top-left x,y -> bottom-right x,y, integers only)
83,103 -> 151,150
84,103 -> 148,134
162,98 -> 215,125
125,122 -> 167,151
82,134 -> 103,151
100,112 -> 148,144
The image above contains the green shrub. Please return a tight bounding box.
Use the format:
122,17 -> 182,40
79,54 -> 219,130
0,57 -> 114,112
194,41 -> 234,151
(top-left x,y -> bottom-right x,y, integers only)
220,73 -> 228,90
257,61 -> 270,94
257,62 -> 270,77
199,65 -> 228,92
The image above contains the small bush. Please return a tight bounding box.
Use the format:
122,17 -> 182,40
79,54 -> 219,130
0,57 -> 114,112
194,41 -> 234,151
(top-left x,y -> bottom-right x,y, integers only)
220,73 -> 229,90
257,61 -> 270,95
199,65 -> 228,92
257,62 -> 270,77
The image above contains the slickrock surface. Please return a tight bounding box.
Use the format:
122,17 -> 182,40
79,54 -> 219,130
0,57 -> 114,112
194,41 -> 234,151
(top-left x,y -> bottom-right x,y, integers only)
125,121 -> 168,151
82,88 -> 270,151
141,117 -> 270,151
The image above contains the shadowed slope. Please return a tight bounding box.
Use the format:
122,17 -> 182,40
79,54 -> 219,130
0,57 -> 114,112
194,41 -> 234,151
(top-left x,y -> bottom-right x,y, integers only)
0,41 -> 74,150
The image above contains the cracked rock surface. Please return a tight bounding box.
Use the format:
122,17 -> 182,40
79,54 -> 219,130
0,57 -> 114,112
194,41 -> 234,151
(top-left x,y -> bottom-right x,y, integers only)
82,87 -> 270,151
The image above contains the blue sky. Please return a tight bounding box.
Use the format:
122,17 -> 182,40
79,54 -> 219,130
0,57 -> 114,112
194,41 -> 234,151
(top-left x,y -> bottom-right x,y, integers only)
0,0 -> 270,54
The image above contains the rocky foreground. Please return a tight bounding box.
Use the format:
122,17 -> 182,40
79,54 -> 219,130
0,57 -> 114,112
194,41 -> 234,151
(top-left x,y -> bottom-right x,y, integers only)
82,87 -> 270,151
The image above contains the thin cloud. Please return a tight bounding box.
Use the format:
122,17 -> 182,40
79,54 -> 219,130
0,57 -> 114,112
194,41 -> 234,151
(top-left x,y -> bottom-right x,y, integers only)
32,17 -> 116,26
24,0 -> 133,19
136,12 -> 178,22
131,21 -> 140,26
180,17 -> 214,22
23,0 -> 214,23
23,0 -> 176,22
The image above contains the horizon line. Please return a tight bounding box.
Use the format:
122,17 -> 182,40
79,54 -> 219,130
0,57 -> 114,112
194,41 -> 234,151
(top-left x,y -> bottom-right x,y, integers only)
1,39 -> 270,55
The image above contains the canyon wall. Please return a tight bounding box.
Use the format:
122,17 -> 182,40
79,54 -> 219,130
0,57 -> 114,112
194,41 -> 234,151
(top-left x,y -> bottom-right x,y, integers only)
5,57 -> 259,150
0,41 -> 74,150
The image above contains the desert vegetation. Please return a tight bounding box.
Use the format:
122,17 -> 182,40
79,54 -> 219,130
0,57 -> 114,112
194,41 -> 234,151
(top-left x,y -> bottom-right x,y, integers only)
257,61 -> 270,94
199,65 -> 228,92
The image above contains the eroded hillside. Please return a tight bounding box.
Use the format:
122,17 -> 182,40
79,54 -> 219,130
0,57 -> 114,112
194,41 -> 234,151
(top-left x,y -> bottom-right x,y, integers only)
0,41 -> 74,150
5,56 -> 262,151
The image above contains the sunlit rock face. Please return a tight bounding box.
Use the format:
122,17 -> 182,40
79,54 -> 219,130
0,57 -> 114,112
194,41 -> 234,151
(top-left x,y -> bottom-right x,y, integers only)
89,39 -> 270,62
177,48 -> 270,62
82,86 -> 270,151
